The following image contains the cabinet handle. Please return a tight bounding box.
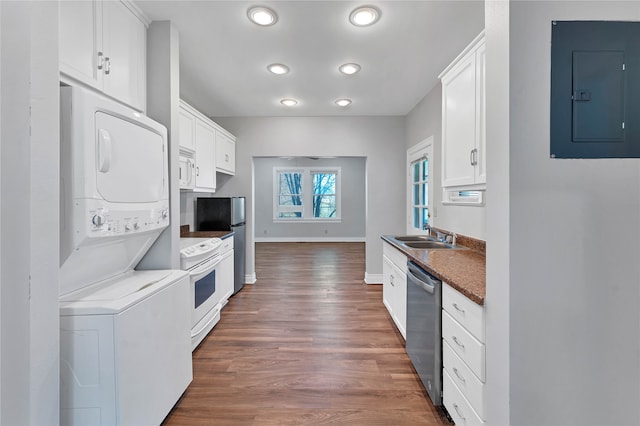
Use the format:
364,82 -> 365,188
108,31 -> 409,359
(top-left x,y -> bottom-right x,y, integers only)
453,367 -> 466,384
225,154 -> 229,162
104,57 -> 111,75
97,51 -> 104,70
452,303 -> 465,314
453,403 -> 466,422
196,166 -> 200,176
390,274 -> 395,286
452,336 -> 465,349
469,149 -> 474,166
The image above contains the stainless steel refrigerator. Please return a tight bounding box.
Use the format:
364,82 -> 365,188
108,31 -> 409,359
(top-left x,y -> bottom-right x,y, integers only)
195,197 -> 245,295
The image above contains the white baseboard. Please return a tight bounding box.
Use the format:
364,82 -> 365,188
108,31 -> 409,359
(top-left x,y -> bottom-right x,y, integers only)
254,237 -> 366,243
364,273 -> 383,284
244,273 -> 257,284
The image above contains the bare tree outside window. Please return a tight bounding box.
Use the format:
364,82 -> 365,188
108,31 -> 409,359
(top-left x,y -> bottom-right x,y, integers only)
274,167 -> 341,220
312,173 -> 336,218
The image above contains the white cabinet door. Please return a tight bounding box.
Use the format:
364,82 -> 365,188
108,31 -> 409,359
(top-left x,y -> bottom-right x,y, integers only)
194,119 -> 216,192
440,33 -> 486,189
219,248 -> 234,304
215,131 -> 235,175
474,42 -> 486,185
393,262 -> 407,337
59,0 -> 146,112
60,0 -> 103,89
382,255 -> 395,317
382,242 -> 407,340
441,53 -> 477,188
102,0 -> 146,112
178,105 -> 196,152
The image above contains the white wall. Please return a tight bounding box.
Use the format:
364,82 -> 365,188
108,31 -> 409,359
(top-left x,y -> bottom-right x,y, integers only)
1,2 -> 60,423
491,2 -> 640,425
254,157 -> 366,241
405,80 -> 486,239
206,116 -> 406,281
484,1 -> 510,424
138,21 -> 181,270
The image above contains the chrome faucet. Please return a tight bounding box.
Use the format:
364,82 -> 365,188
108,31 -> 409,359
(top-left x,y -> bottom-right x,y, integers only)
422,223 -> 431,235
445,233 -> 457,246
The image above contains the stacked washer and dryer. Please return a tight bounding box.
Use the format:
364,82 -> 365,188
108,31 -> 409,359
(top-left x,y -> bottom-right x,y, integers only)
59,86 -> 192,425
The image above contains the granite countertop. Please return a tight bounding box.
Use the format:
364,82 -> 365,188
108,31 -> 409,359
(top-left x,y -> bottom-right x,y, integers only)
180,225 -> 234,239
381,235 -> 486,305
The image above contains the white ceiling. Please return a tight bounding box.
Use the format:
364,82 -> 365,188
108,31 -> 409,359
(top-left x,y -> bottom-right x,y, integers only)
135,1 -> 485,118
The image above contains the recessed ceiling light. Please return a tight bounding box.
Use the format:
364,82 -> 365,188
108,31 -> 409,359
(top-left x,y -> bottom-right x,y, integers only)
335,99 -> 352,107
247,6 -> 278,26
280,98 -> 298,106
339,63 -> 361,75
349,6 -> 381,27
267,63 -> 289,75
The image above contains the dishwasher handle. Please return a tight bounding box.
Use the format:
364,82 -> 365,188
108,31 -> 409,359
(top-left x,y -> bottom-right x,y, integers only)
407,261 -> 441,294
407,269 -> 435,294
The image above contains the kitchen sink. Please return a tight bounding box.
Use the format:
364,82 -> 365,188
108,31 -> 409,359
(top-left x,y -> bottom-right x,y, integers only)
402,241 -> 456,249
393,235 -> 437,242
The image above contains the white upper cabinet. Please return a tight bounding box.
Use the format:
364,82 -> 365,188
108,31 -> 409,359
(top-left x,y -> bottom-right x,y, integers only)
194,117 -> 217,192
178,106 -> 197,152
101,0 -> 146,111
60,0 -> 103,89
440,32 -> 486,188
60,0 -> 147,112
215,130 -> 236,176
179,99 -> 237,191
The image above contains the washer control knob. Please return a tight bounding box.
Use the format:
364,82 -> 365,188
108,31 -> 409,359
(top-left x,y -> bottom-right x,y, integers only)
92,214 -> 105,227
161,209 -> 169,220
133,222 -> 140,230
124,223 -> 132,232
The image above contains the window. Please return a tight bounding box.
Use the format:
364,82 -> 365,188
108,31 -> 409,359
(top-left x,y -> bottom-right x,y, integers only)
274,167 -> 341,221
276,170 -> 303,218
411,157 -> 429,230
407,138 -> 433,234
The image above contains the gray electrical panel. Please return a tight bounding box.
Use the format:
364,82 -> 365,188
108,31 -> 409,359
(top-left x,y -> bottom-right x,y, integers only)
550,21 -> 640,158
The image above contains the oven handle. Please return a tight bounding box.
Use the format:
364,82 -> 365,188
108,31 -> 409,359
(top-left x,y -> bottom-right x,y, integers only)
189,255 -> 222,281
191,308 -> 220,338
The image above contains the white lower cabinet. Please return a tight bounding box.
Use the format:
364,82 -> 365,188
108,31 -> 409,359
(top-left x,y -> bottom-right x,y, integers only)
443,370 -> 485,426
442,282 -> 486,424
382,242 -> 407,339
218,236 -> 235,304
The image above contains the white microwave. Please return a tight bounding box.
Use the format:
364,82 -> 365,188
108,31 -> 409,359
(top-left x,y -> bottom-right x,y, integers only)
179,151 -> 195,190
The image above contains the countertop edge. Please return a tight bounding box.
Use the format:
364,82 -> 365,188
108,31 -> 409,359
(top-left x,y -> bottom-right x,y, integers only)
381,235 -> 485,305
181,230 -> 235,239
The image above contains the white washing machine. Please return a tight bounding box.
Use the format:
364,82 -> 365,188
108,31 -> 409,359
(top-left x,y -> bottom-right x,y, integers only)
60,270 -> 191,426
59,86 -> 192,425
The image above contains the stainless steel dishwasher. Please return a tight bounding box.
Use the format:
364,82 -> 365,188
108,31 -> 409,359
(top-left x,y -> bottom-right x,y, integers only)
406,260 -> 442,406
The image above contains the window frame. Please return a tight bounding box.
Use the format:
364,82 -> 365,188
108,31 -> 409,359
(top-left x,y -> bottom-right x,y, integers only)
273,167 -> 342,222
407,137 -> 434,235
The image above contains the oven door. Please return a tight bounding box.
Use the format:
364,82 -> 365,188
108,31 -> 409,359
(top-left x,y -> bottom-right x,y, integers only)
189,255 -> 222,328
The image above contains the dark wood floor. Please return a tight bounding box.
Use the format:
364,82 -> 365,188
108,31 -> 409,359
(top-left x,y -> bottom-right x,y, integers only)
163,242 -> 450,425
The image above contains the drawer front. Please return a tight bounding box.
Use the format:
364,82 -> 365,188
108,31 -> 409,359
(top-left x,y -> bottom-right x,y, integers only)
220,236 -> 234,254
442,310 -> 485,381
443,341 -> 486,419
443,370 -> 485,426
443,282 -> 485,342
383,242 -> 407,270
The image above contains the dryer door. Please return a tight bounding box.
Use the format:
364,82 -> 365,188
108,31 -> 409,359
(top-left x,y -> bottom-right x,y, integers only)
95,112 -> 167,203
